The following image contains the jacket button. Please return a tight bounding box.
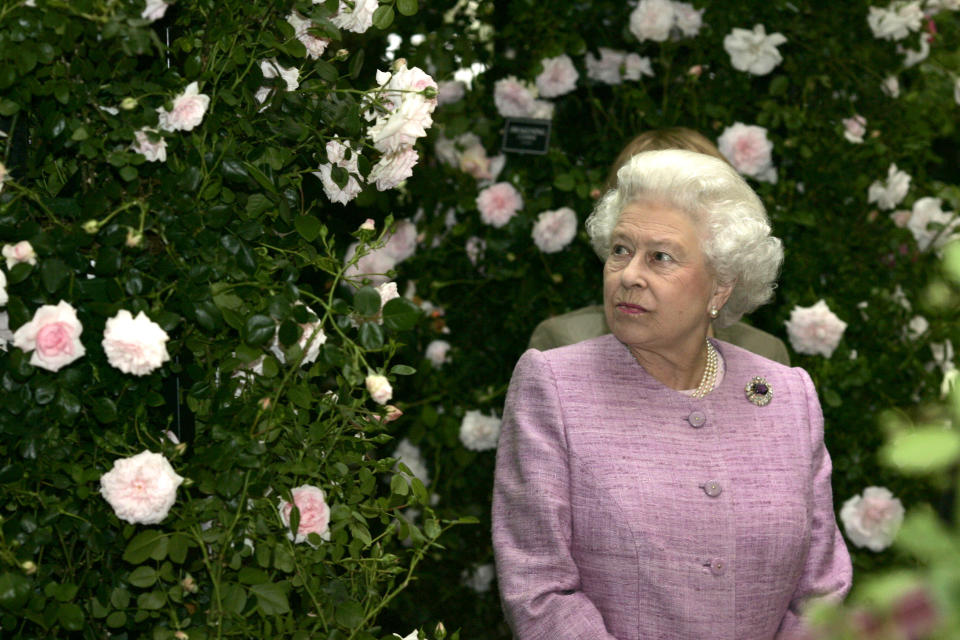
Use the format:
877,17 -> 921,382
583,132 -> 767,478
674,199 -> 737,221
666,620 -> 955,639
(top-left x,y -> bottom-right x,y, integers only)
709,558 -> 726,576
687,411 -> 706,428
703,481 -> 722,497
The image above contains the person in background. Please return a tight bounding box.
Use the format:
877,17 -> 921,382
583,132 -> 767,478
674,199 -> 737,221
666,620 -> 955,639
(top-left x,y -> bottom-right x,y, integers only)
494,149 -> 851,639
528,127 -> 791,366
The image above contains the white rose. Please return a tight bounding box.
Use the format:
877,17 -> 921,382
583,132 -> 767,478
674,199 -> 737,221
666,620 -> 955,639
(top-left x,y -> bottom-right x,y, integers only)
3,240 -> 37,269
840,486 -> 905,552
131,128 -> 167,162
393,631 -> 419,640
425,339 -> 451,367
366,373 -> 393,405
0,311 -> 12,352
102,310 -> 171,376
842,115 -> 867,144
157,81 -> 210,132
141,0 -> 168,22
906,315 -> 929,340
784,299 -> 848,358
286,12 -> 330,59
260,59 -> 299,91
331,0 -> 377,33
867,163 -> 911,210
493,76 -> 538,117
13,300 -> 86,372
867,2 -> 923,41
723,24 -> 787,76
313,138 -> 363,205
672,1 -> 704,37
716,122 -> 776,181
100,451 -> 184,525
930,339 -> 956,373
623,54 -> 655,81
459,409 -> 501,451
629,0 -> 675,42
437,80 -> 466,105
393,438 -> 430,486
535,54 -> 579,98
461,563 -> 496,593
368,148 -> 419,191
585,48 -> 626,85
0,270 -> 7,307
906,196 -> 960,250
532,207 -> 578,254
898,33 -> 930,67
882,75 -> 901,98
367,63 -> 437,153
344,241 -> 396,287
383,219 -> 418,262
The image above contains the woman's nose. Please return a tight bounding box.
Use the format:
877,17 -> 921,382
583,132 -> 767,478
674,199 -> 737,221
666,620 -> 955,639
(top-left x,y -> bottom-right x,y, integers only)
621,255 -> 648,288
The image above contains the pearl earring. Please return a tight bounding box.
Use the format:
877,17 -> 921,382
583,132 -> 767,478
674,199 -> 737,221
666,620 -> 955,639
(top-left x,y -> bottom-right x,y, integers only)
709,308 -> 719,318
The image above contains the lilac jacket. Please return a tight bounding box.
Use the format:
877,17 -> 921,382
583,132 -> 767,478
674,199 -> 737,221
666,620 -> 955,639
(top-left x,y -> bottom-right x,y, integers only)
492,335 -> 852,640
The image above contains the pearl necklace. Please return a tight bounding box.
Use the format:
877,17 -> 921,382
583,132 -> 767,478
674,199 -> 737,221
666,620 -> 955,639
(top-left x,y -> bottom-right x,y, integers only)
690,339 -> 718,399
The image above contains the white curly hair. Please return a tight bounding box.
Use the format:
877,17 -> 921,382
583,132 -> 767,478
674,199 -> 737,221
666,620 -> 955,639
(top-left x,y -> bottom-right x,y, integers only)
585,149 -> 783,328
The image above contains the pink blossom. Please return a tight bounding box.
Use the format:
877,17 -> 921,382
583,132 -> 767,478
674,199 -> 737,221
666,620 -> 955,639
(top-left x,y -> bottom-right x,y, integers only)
535,55 -> 579,98
360,218 -> 376,231
383,219 -> 418,262
476,182 -> 523,228
629,0 -> 675,42
840,486 -> 904,551
532,207 -> 578,253
344,241 -> 396,286
131,128 -> 167,162
784,299 -> 847,358
368,148 -> 419,191
366,373 -> 393,405
157,82 -> 210,132
279,485 -> 331,544
102,310 -> 170,376
437,80 -> 466,105
2,240 -> 37,269
459,141 -> 495,180
890,209 -> 912,228
100,451 -> 183,525
585,48 -> 626,85
717,122 -> 776,182
313,138 -> 363,205
13,300 -> 85,372
494,76 -> 537,117
842,114 -> 867,144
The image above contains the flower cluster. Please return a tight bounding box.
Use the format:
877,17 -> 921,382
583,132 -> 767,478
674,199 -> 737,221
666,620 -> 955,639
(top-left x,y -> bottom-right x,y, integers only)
629,0 -> 704,42
784,299 -> 848,358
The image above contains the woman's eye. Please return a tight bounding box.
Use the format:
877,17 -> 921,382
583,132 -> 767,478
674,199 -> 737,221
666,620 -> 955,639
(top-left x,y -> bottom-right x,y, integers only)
611,244 -> 629,256
652,251 -> 673,262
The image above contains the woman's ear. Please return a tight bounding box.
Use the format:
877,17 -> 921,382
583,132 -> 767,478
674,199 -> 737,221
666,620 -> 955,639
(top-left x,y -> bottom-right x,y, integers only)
709,280 -> 735,315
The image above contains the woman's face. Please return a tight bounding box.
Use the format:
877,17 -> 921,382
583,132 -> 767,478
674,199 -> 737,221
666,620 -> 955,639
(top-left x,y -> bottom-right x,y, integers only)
603,200 -> 731,356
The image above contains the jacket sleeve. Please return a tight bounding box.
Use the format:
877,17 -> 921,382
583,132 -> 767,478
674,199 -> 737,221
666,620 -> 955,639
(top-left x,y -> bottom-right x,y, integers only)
777,368 -> 853,638
492,349 -> 619,640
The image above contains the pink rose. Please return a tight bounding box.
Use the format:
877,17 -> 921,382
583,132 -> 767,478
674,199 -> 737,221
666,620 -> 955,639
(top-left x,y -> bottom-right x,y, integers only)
344,241 -> 396,286
131,128 -> 167,162
365,373 -> 393,405
535,54 -> 579,98
842,114 -> 867,144
532,207 -> 578,253
476,182 -> 523,228
383,220 -> 418,262
840,486 -> 904,552
629,0 -> 675,42
368,148 -> 419,191
784,299 -> 847,358
717,122 -> 776,182
100,451 -> 183,525
279,485 -> 331,544
494,76 -> 537,118
458,142 -> 494,180
102,310 -> 171,376
157,81 -> 210,132
437,80 -> 466,105
3,240 -> 37,269
13,300 -> 86,372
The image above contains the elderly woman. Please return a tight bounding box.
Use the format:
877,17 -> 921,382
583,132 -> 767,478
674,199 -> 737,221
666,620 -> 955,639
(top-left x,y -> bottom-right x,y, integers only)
492,150 -> 851,640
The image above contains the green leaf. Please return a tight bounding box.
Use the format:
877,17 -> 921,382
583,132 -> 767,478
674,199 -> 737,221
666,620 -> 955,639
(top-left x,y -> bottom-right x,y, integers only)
372,5 -> 394,29
424,518 -> 441,539
119,166 -> 138,181
334,600 -> 364,628
57,603 -> 85,631
353,286 -> 382,316
0,99 -> 19,116
390,473 -> 409,496
40,258 -> 71,294
242,162 -> 278,194
127,566 -> 157,588
137,590 -> 166,610
274,547 -> 296,573
382,297 -> 421,331
0,572 -> 31,610
123,530 -> 168,564
943,240 -> 960,283
295,215 -> 323,242
168,533 -> 190,564
881,427 -> 960,474
7,261 -> 33,284
349,49 -> 365,80
359,323 -> 384,350
390,364 -> 416,376
91,397 -> 118,423
553,173 -> 575,191
397,0 -> 418,16
249,582 -> 290,615
243,314 -> 276,347
287,384 -> 312,409
222,583 -> 247,614
105,612 -> 127,628
238,567 -> 269,585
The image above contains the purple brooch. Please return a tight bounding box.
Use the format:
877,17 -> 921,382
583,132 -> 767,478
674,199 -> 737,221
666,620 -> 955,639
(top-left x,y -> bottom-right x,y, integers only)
745,376 -> 772,407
